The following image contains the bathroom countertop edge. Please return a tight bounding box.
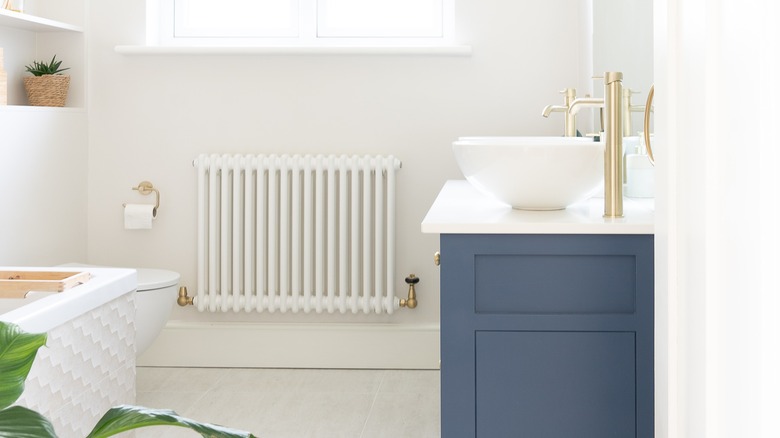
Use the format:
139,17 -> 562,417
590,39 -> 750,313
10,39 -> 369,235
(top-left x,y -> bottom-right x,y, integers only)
421,180 -> 655,235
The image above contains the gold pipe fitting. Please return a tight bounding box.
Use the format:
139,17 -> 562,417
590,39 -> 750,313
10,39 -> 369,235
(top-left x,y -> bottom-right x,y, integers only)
177,286 -> 194,306
400,274 -> 419,309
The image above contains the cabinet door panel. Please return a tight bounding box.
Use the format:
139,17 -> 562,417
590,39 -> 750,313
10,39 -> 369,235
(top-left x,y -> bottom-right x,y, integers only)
476,331 -> 636,437
475,254 -> 637,314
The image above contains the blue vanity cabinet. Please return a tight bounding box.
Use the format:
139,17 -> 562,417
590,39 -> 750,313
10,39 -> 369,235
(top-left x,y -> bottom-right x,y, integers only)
440,233 -> 654,438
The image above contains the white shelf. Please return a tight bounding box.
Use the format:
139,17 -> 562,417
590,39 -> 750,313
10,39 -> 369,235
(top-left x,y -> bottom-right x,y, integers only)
0,8 -> 82,33
0,105 -> 85,113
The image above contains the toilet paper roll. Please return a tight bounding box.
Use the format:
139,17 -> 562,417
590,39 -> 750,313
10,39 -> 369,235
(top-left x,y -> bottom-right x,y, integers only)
124,204 -> 155,229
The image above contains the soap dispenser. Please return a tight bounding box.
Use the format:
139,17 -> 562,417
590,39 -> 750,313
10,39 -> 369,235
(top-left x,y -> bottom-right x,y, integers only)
625,132 -> 655,198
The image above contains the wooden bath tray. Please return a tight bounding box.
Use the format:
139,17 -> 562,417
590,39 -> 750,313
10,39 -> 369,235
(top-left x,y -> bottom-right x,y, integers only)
0,271 -> 91,298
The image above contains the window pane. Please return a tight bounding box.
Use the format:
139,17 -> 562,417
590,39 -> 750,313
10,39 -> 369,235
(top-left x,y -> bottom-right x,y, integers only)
318,0 -> 443,37
174,0 -> 298,37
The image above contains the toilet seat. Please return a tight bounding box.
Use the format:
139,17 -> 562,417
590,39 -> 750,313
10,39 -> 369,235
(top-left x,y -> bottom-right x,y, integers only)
136,269 -> 180,292
60,263 -> 179,292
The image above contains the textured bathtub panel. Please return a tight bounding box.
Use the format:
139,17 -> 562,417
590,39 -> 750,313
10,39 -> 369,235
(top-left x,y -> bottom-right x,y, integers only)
17,292 -> 137,438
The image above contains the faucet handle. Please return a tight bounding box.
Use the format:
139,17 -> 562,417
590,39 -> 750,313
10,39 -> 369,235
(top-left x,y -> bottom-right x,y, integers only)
624,88 -> 642,100
592,73 -> 623,84
558,88 -> 576,105
624,88 -> 646,113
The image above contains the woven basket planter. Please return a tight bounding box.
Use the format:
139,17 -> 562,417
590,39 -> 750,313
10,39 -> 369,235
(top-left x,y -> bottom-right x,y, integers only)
23,75 -> 70,107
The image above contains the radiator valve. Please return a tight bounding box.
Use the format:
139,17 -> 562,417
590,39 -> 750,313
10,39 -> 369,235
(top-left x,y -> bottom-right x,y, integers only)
399,274 -> 419,309
177,286 -> 194,306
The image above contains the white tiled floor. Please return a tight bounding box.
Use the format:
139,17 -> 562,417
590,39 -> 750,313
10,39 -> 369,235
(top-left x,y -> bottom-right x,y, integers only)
134,367 -> 440,438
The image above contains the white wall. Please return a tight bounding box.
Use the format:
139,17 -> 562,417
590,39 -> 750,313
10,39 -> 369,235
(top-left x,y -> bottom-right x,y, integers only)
656,0 -> 780,436
0,1 -> 88,266
593,0 -> 653,94
0,108 -> 88,265
591,0 -> 653,136
84,0 -> 585,367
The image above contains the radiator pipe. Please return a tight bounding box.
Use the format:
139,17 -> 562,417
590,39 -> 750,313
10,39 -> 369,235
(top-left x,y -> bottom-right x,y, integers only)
399,274 -> 419,309
177,286 -> 194,306
177,279 -> 418,310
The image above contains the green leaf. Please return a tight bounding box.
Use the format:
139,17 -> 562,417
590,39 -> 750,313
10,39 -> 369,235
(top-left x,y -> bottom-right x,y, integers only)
86,405 -> 257,438
0,405 -> 58,438
0,322 -> 47,410
23,55 -> 70,76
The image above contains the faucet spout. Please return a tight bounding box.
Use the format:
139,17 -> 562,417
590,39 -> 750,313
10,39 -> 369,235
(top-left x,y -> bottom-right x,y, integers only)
542,88 -> 578,137
542,104 -> 567,118
567,97 -> 604,115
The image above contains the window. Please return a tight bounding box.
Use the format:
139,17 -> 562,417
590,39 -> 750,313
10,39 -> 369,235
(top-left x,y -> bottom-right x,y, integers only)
173,0 -> 298,38
152,0 -> 454,47
317,0 -> 443,38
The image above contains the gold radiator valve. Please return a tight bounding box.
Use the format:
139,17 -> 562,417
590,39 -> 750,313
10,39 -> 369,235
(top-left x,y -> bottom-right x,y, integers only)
400,274 -> 419,309
177,286 -> 194,306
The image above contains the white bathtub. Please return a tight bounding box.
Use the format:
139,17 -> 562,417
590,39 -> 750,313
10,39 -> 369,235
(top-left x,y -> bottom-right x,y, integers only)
0,267 -> 138,438
1,266 -> 136,331
0,291 -> 54,316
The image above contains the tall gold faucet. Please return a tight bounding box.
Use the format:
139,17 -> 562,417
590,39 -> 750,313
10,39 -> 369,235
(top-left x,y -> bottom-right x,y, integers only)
542,88 -> 577,137
622,88 -> 646,137
568,72 -> 624,218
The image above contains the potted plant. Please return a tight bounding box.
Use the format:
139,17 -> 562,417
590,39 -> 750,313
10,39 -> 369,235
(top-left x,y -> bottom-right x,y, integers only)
23,55 -> 70,107
0,320 -> 257,437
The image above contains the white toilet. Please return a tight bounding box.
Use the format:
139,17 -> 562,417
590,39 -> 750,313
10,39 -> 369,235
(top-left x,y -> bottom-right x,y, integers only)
61,263 -> 180,357
134,268 -> 180,356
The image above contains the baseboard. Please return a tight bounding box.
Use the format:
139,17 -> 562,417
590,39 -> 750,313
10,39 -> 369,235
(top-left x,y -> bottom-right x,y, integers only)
137,321 -> 440,369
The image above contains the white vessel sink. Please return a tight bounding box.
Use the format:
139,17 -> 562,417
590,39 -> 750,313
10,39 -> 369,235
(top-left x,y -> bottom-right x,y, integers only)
453,136 -> 604,210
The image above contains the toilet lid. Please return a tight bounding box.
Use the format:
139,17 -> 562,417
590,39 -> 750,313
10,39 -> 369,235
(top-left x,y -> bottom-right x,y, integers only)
136,268 -> 180,291
59,263 -> 180,291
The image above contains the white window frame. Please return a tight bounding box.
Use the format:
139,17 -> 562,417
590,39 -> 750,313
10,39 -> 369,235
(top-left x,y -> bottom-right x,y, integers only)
149,0 -> 456,47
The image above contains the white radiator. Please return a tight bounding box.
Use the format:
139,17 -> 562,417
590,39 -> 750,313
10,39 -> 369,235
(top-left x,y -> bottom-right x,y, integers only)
194,154 -> 402,314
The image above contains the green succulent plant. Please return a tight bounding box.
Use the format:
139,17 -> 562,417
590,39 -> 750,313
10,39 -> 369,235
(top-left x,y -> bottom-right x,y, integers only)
0,320 -> 257,438
24,55 -> 69,77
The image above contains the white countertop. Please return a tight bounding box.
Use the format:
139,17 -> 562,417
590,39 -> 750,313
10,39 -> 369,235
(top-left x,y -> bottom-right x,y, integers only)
421,180 -> 655,235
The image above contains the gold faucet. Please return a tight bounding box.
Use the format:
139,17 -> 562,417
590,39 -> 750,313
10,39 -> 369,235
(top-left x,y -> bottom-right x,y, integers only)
568,96 -> 605,136
621,88 -> 646,137
568,72 -> 625,218
542,88 -> 577,137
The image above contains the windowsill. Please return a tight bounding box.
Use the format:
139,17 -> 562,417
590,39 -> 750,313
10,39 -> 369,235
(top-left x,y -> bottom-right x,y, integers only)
114,44 -> 472,56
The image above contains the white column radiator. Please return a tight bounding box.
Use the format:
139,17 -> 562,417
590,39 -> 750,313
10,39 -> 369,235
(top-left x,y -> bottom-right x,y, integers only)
193,154 -> 402,314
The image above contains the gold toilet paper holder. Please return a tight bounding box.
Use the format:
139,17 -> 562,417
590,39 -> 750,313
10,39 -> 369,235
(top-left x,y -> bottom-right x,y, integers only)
124,181 -> 160,217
